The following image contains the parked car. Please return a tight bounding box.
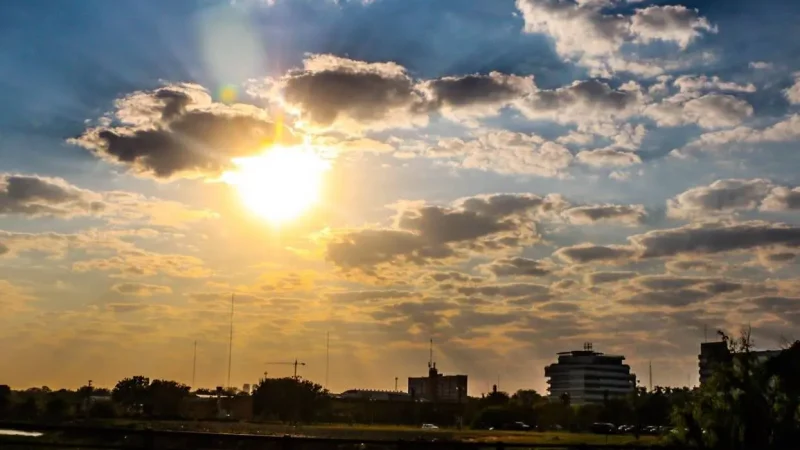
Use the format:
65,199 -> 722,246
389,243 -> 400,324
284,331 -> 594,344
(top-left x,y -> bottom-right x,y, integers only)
421,424 -> 439,429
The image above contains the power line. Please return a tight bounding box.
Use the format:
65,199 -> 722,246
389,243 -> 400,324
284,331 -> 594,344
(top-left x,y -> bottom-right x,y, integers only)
227,294 -> 234,389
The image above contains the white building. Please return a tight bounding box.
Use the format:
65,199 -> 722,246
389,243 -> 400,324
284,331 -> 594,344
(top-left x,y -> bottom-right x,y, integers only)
544,343 -> 636,405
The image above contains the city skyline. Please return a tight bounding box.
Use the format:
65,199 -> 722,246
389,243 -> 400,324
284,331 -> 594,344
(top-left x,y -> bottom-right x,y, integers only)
2,0 -> 800,396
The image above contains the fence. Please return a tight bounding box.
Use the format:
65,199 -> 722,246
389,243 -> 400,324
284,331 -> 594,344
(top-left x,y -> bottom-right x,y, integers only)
0,422 -> 686,450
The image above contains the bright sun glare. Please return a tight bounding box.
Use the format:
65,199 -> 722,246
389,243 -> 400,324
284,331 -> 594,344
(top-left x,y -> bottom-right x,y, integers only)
222,146 -> 330,224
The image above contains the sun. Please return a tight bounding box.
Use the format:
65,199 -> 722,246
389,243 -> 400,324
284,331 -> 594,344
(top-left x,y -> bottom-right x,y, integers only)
222,145 -> 330,224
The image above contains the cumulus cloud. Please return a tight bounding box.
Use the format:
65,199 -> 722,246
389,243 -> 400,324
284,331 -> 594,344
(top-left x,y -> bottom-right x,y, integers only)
674,115 -> 800,156
420,131 -> 573,177
553,243 -> 636,264
784,73 -> 800,104
646,93 -> 753,129
668,179 -> 800,218
667,179 -> 775,218
73,250 -> 211,278
327,290 -> 414,303
518,79 -> 644,124
70,83 -> 294,179
563,204 -> 646,225
515,0 -> 715,74
629,221 -> 800,259
478,257 -> 554,277
327,194 -> 558,272
673,75 -> 756,94
584,271 -> 638,285
0,174 -> 104,217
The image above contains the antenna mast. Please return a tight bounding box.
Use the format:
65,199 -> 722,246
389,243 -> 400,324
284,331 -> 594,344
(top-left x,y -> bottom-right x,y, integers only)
325,331 -> 330,389
192,340 -> 197,388
648,361 -> 653,392
428,338 -> 434,368
227,294 -> 234,389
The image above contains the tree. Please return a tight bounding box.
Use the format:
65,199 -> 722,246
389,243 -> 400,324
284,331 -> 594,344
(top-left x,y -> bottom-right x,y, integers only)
112,376 -> 150,413
148,379 -> 190,417
252,377 -> 330,423
672,328 -> 800,449
13,397 -> 40,420
511,389 -> 543,408
44,396 -> 70,421
0,385 -> 11,418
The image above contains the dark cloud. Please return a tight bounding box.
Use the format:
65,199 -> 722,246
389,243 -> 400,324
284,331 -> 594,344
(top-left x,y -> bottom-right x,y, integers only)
70,83 -> 294,179
0,242 -> 8,256
480,257 -> 552,277
563,204 -> 646,225
754,296 -> 800,314
0,174 -> 104,217
327,194 -> 546,271
520,80 -> 643,122
457,283 -> 550,298
633,275 -> 708,291
554,243 -> 636,264
427,271 -> 483,284
762,187 -> 800,211
630,221 -> 800,259
418,72 -> 534,111
621,289 -> 714,308
666,259 -> 722,273
584,271 -> 638,285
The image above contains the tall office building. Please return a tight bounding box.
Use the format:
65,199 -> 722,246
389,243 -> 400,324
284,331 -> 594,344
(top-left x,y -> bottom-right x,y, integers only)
544,343 -> 636,405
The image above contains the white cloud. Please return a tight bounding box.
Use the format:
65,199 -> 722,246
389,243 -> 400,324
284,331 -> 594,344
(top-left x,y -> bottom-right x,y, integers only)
783,73 -> 800,105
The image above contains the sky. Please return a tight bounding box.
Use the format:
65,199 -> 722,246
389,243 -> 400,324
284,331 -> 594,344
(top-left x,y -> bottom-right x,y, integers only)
1,0 -> 800,395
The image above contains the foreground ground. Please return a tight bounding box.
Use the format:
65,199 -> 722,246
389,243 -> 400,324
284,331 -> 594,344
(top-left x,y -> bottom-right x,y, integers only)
95,420 -> 661,446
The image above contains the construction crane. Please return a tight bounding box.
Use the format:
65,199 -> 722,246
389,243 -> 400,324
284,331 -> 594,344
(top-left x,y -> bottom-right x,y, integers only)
265,359 -> 306,380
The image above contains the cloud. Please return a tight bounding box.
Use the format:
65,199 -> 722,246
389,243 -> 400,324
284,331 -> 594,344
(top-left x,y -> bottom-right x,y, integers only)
554,243 -> 636,264
420,131 -> 573,177
563,204 -> 646,225
416,72 -> 536,122
645,93 -> 753,129
621,288 -> 713,308
749,61 -> 774,70
667,179 -> 775,218
576,148 -> 642,167
478,257 -> 553,277
518,79 -> 644,124
327,193 -> 556,272
327,290 -> 414,303
762,187 -> 800,211
0,174 -> 104,217
73,250 -> 211,278
674,115 -> 800,156
70,83 -> 294,179
584,271 -> 638,285
673,75 -> 756,94
457,283 -> 550,299
0,242 -> 8,256
629,221 -> 800,259
667,179 -> 800,218
515,0 -> 715,74
111,283 -> 173,297
784,73 -> 800,104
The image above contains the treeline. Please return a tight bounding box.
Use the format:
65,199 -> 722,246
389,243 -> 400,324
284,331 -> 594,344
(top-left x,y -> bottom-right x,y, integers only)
1,330 -> 798,450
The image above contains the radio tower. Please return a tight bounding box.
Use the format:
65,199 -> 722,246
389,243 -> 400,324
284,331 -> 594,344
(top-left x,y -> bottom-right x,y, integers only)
227,294 -> 234,389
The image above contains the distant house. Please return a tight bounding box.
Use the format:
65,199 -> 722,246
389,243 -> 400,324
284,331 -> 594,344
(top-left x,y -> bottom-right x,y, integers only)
408,364 -> 468,403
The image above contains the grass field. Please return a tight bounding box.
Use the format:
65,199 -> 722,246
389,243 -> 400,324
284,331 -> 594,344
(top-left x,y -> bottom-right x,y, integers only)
101,420 -> 662,446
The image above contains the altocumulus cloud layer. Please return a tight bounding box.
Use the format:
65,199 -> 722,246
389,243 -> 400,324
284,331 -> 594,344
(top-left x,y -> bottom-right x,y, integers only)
2,0 -> 800,392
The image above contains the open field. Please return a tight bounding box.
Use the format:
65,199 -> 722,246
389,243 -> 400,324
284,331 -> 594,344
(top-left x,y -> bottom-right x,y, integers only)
89,420 -> 662,446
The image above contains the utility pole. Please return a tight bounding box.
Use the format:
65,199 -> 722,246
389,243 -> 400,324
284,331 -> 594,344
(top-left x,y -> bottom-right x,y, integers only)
227,294 -> 234,389
192,340 -> 197,388
395,377 -> 398,391
649,361 -> 653,392
325,331 -> 330,390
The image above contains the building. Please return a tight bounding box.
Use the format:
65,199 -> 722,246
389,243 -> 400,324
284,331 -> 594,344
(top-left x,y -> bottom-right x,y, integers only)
544,343 -> 636,405
699,340 -> 783,386
337,389 -> 412,402
408,363 -> 467,403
